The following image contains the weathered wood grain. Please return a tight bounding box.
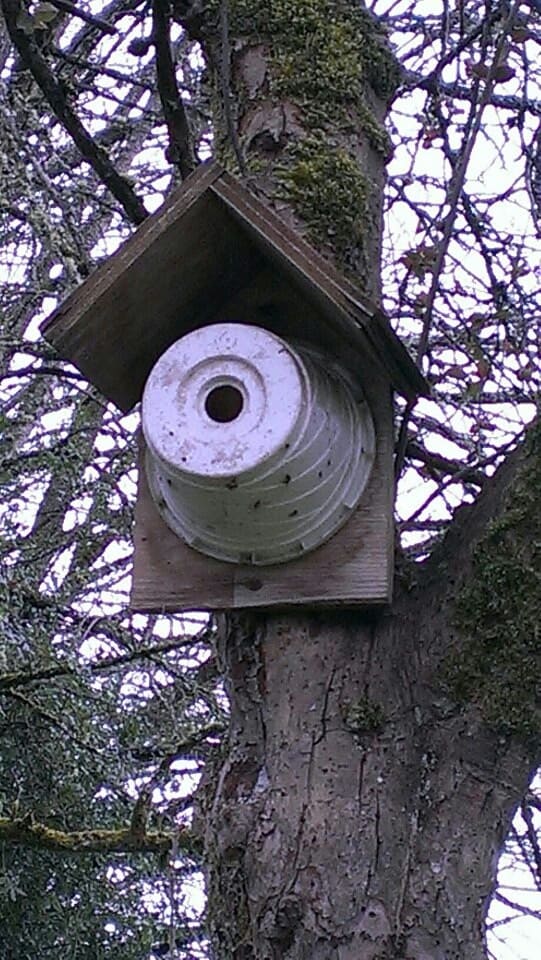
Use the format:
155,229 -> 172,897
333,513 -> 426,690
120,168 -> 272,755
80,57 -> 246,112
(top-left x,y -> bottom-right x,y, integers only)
42,162 -> 427,412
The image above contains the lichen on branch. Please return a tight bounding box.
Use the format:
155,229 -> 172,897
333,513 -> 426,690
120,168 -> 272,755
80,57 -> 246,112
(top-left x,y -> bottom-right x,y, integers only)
0,815 -> 202,857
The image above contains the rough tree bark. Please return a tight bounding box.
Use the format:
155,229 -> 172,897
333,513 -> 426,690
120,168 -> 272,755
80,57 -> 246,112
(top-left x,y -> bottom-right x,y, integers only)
174,2 -> 541,958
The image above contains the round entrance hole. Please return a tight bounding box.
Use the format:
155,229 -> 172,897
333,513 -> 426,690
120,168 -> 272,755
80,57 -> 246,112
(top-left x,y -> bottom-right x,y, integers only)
205,384 -> 244,423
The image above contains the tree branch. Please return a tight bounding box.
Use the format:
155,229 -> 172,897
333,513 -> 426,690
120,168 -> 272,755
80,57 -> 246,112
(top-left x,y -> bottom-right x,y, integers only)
520,798 -> 541,886
411,74 -> 541,118
0,816 -> 201,856
152,0 -> 196,178
406,440 -> 486,487
395,4 -> 521,480
409,416 -> 541,750
130,721 -> 225,763
413,5 -> 506,86
0,635 -> 215,691
218,0 -> 245,175
46,0 -> 117,35
0,0 -> 148,225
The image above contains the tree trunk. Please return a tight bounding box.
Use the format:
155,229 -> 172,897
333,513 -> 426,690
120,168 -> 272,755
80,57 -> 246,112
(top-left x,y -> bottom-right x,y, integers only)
175,2 -> 541,957
202,610 -> 504,960
177,0 -> 395,296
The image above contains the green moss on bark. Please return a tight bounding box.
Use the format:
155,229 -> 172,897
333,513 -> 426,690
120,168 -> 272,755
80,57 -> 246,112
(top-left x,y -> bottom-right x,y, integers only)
266,0 -> 399,106
446,422 -> 541,742
342,696 -> 386,736
206,850 -> 251,959
276,135 -> 370,264
208,0 -> 397,151
202,0 -> 392,281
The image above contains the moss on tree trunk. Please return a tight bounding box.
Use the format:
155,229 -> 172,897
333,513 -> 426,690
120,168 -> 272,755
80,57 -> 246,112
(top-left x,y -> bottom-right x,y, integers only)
177,0 -> 397,292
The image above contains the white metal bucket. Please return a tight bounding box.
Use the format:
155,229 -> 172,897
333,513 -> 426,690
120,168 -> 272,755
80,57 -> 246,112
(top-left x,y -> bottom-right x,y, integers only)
141,323 -> 375,565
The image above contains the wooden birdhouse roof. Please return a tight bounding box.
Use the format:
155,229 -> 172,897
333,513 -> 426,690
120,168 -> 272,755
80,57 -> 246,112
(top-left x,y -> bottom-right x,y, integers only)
41,162 -> 428,411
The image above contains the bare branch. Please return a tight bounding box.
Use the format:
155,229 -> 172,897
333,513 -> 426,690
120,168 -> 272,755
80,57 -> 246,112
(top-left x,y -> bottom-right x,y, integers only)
218,0 -> 245,175
394,1 -> 523,481
0,633 -> 216,691
520,798 -> 541,888
405,440 -> 486,487
412,74 -> 541,118
152,0 -> 196,177
46,0 -> 117,36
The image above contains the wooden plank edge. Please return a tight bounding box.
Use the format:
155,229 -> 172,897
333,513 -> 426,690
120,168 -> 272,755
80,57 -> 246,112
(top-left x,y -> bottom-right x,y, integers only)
212,174 -> 425,400
129,594 -> 392,614
211,176 -> 374,321
351,306 -> 430,400
210,177 -> 372,319
216,172 -> 376,316
211,178 -> 387,382
41,161 -> 225,343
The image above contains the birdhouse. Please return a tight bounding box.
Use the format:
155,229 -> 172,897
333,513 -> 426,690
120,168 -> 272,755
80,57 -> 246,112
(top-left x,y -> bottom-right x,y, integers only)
41,162 -> 427,612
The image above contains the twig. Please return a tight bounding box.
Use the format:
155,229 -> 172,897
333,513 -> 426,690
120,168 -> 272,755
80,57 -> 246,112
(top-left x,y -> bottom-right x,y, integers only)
525,118 -> 541,231
411,4 -> 503,88
0,364 -> 85,383
130,722 -> 225,764
394,1 -> 521,481
412,75 -> 541,118
46,0 -> 117,35
152,0 -> 196,178
219,0 -> 246,175
168,831 -> 179,956
406,440 -> 486,486
0,627 -> 216,691
520,798 -> 541,889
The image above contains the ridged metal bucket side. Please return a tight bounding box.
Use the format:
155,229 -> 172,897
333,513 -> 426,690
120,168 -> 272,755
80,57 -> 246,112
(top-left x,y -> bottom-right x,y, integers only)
142,323 -> 375,565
